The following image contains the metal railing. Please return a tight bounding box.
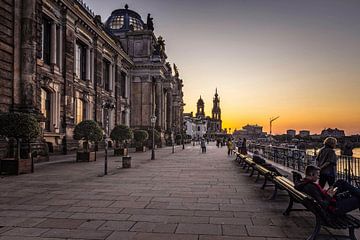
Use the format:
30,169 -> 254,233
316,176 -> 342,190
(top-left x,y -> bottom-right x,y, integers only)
248,144 -> 360,187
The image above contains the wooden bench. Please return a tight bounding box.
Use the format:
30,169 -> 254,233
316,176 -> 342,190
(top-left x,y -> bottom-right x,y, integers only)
234,153 -> 280,193
273,175 -> 360,240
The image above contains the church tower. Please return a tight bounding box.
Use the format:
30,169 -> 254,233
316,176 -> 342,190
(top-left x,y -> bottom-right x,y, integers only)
196,96 -> 205,118
212,88 -> 221,120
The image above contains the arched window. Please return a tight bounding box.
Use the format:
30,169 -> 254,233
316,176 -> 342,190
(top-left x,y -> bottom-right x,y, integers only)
41,88 -> 51,131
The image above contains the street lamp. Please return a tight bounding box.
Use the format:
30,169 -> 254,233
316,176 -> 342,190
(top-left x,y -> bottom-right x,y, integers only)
182,124 -> 186,150
102,100 -> 115,175
172,125 -> 175,154
150,115 -> 157,160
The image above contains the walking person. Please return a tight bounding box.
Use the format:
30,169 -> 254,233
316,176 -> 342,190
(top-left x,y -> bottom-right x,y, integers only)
317,137 -> 338,188
227,139 -> 233,156
200,138 -> 206,153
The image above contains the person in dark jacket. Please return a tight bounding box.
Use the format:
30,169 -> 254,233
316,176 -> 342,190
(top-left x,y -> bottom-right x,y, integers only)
317,137 -> 338,188
252,151 -> 282,176
295,165 -> 360,215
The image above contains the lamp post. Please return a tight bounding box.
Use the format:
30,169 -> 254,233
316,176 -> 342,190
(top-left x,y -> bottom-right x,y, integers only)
182,124 -> 186,150
172,125 -> 175,154
150,115 -> 157,160
102,100 -> 115,175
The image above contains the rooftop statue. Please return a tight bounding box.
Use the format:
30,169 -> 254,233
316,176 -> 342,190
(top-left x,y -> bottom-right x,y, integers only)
147,13 -> 154,31
173,63 -> 179,78
153,36 -> 165,56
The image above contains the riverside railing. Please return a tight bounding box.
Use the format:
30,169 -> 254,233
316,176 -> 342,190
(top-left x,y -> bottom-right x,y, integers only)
248,144 -> 360,187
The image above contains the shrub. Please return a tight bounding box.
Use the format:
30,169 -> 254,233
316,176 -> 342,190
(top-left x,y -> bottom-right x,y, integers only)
145,128 -> 161,147
110,125 -> 133,147
133,129 -> 149,147
0,112 -> 41,141
73,120 -> 103,152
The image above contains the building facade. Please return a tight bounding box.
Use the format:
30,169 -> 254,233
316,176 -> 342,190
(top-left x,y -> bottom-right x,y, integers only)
0,0 -> 184,156
321,128 -> 345,138
286,129 -> 296,138
183,90 -> 223,139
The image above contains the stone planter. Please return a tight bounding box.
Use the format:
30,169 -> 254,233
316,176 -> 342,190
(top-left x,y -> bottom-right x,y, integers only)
122,156 -> 131,168
114,148 -> 127,156
76,151 -> 96,162
0,158 -> 32,175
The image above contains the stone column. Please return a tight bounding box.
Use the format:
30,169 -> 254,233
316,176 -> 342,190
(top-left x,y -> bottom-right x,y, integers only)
112,64 -> 116,97
109,63 -> 113,91
20,0 -> 37,110
86,47 -> 91,82
167,91 -> 173,130
91,49 -> 94,85
50,22 -> 57,66
58,26 -> 63,71
156,82 -> 162,128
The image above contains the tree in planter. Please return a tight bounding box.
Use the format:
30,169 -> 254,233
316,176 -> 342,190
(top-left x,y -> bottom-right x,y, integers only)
145,128 -> 161,149
73,120 -> 103,161
0,112 -> 41,174
110,125 -> 133,156
133,129 -> 149,151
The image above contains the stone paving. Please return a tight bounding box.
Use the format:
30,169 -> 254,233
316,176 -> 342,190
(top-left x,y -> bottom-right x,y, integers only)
0,143 -> 359,240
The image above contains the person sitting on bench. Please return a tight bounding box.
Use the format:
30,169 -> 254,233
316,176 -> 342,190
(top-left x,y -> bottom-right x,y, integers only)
295,165 -> 360,215
253,151 -> 283,176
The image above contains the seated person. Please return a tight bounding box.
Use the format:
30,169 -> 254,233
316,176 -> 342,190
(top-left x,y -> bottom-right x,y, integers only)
252,151 -> 282,176
295,165 -> 360,215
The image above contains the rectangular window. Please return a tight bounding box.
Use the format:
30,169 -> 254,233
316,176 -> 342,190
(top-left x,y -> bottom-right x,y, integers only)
42,17 -> 51,65
120,72 -> 126,98
41,89 -> 51,131
103,59 -> 110,91
76,98 -> 83,124
75,41 -> 86,80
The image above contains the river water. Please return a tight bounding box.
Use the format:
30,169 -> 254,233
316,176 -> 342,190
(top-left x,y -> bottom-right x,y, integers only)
307,147 -> 360,158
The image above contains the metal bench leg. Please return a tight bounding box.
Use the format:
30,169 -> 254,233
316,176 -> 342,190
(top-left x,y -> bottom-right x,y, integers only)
306,217 -> 321,240
283,197 -> 293,216
255,172 -> 260,183
245,165 -> 250,172
349,227 -> 357,240
269,185 -> 278,200
261,178 -> 267,190
249,168 -> 255,177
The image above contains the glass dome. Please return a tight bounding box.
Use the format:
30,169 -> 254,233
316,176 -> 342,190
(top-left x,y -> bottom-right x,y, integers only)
105,5 -> 145,33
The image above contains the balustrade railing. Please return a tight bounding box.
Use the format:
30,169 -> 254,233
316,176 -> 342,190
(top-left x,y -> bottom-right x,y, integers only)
248,144 -> 360,187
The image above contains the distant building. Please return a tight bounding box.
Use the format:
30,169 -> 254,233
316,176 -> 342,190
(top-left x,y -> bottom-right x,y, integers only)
287,129 -> 296,138
321,128 -> 345,138
184,89 -> 222,139
233,124 -> 266,140
183,112 -> 207,139
299,130 -> 310,138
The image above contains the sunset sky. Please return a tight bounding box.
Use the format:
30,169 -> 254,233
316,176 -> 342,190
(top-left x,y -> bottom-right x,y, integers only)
85,0 -> 360,135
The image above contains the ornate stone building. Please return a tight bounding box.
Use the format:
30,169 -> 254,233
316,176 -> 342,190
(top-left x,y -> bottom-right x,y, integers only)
0,0 -> 184,155
105,6 -> 184,135
184,90 -> 222,139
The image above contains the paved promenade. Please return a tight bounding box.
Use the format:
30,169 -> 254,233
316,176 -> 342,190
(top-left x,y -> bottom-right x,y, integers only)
0,143 -> 358,240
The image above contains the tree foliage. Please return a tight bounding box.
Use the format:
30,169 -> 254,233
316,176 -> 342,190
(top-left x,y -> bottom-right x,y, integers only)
73,120 -> 103,143
0,112 -> 41,141
133,129 -> 149,144
110,125 -> 133,142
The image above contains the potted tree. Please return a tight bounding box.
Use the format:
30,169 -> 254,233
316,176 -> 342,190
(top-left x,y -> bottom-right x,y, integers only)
0,112 -> 41,174
110,125 -> 133,168
73,120 -> 103,162
146,128 -> 161,149
110,125 -> 132,156
133,129 -> 149,152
